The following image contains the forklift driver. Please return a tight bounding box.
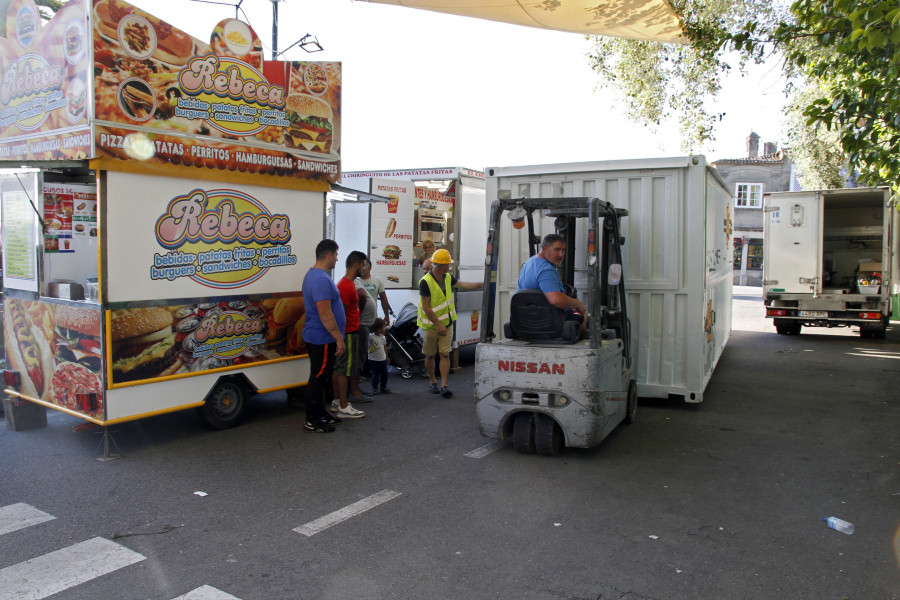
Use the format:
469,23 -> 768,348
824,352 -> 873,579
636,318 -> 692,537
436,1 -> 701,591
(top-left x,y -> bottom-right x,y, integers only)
517,233 -> 588,325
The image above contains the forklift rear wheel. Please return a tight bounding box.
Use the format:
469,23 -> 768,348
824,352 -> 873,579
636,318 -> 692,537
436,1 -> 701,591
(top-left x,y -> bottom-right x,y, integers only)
624,380 -> 637,424
199,380 -> 248,429
534,413 -> 563,456
512,412 -> 537,454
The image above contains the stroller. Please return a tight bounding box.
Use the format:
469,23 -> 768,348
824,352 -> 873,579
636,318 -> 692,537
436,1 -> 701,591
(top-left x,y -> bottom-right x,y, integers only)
386,302 -> 427,379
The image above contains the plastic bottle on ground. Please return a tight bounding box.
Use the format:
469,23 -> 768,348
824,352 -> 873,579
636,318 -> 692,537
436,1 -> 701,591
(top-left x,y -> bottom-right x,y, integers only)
823,516 -> 854,535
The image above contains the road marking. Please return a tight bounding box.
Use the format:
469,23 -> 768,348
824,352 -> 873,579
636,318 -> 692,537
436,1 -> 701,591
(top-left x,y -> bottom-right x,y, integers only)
465,438 -> 511,458
294,490 -> 402,537
0,504 -> 56,536
0,536 -> 146,600
171,585 -> 242,599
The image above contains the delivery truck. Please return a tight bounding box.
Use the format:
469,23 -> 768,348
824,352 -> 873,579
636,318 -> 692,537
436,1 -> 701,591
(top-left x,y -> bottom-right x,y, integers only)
0,0 -> 346,441
762,187 -> 898,338
485,156 -> 733,403
337,168 -> 487,348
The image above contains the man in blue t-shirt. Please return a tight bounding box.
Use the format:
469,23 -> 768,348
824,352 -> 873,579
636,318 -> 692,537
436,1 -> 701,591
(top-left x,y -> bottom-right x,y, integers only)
517,233 -> 588,316
301,239 -> 346,433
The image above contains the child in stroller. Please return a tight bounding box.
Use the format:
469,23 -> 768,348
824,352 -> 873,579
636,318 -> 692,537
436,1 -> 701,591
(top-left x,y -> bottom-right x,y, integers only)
386,302 -> 427,379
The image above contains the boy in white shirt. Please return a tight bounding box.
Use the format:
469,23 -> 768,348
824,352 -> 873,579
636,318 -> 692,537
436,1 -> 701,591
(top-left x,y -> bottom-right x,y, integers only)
367,318 -> 391,394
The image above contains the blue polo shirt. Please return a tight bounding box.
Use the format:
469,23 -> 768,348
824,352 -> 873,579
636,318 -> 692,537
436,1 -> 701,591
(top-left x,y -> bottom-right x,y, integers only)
517,255 -> 564,293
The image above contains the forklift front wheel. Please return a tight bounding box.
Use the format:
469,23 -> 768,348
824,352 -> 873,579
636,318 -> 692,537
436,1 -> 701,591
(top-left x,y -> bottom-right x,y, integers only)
512,412 -> 537,454
199,380 -> 248,430
624,380 -> 637,425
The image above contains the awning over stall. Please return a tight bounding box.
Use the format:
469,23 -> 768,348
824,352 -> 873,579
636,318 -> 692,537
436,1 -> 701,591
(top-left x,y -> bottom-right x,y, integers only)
360,0 -> 684,43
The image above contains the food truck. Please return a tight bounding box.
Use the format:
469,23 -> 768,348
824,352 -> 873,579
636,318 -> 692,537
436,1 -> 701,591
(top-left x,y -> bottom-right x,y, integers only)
0,0 -> 344,434
338,168 -> 487,347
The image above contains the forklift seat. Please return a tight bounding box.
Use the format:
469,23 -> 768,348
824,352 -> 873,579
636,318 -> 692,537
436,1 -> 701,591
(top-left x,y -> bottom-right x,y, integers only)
504,289 -> 579,344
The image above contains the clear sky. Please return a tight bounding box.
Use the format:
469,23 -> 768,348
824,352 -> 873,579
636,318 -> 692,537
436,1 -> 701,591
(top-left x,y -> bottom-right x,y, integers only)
128,0 -> 788,173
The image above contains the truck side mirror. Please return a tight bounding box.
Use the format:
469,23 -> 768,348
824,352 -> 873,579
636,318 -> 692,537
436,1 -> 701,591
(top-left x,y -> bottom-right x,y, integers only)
608,264 -> 622,286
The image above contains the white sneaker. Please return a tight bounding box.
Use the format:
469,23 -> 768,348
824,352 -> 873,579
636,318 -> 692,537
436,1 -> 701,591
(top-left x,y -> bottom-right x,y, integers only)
330,399 -> 340,412
336,403 -> 365,418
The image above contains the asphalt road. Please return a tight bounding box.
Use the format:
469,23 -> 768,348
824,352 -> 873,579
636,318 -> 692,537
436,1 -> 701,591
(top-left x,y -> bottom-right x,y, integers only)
1,287 -> 898,599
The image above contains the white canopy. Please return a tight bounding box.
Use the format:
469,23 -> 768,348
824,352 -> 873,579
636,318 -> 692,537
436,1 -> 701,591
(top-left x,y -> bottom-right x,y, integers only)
360,0 -> 683,43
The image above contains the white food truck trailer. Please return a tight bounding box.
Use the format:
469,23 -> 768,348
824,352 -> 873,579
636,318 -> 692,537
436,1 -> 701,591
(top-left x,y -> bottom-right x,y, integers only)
337,168 -> 487,348
0,0 -> 346,438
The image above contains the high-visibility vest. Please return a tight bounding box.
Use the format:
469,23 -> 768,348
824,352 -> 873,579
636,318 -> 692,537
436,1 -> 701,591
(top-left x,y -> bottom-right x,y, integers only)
417,272 -> 456,329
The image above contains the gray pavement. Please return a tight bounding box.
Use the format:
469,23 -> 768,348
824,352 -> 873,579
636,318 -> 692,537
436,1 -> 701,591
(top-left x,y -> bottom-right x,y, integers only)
1,287 -> 899,599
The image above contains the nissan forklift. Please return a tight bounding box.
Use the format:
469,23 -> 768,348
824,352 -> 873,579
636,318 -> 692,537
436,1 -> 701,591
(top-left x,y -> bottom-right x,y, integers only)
474,195 -> 636,456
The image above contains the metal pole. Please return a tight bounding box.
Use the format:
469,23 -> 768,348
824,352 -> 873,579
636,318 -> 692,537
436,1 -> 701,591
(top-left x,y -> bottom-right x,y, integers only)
271,0 -> 278,59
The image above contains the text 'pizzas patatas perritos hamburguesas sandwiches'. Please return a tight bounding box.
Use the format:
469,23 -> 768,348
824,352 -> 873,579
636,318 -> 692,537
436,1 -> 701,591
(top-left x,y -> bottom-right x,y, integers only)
284,94 -> 333,153
111,308 -> 182,383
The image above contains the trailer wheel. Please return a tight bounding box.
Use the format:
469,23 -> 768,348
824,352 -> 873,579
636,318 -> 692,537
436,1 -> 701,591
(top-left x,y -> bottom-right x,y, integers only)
624,380 -> 638,425
534,413 -> 563,456
199,380 -> 248,430
512,412 -> 536,454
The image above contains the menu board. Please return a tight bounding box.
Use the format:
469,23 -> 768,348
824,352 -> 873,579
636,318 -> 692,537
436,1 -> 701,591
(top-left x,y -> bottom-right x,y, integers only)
1,174 -> 40,291
370,179 -> 415,289
43,183 -> 97,252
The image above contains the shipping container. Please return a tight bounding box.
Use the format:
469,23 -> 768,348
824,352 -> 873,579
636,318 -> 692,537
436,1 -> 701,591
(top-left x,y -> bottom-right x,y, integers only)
485,156 -> 732,402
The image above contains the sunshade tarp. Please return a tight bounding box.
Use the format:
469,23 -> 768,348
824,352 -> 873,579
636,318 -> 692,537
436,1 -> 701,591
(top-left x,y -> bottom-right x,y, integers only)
360,0 -> 683,43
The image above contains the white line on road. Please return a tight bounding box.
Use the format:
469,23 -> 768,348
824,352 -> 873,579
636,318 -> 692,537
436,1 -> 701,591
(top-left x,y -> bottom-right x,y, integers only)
465,438 -> 511,458
0,536 -> 146,600
171,585 -> 242,599
0,504 -> 55,536
294,490 -> 402,537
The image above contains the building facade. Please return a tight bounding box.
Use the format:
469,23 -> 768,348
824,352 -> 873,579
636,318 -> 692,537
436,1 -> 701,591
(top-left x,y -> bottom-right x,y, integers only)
712,132 -> 794,286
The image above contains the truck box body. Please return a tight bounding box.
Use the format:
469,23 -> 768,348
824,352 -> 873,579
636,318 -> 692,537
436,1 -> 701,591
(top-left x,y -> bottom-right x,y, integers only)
485,156 -> 733,403
762,187 -> 898,336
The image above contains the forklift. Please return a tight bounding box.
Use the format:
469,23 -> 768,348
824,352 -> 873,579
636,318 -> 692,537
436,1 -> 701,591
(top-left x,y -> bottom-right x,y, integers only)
474,196 -> 636,455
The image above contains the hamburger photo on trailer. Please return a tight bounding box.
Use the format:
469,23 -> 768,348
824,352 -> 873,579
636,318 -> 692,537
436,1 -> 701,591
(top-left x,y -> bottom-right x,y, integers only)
382,245 -> 402,259
111,308 -> 182,383
54,306 -> 102,372
284,94 -> 334,153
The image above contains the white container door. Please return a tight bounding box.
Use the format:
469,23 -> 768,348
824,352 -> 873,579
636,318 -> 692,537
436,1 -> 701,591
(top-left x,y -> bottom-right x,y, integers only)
764,192 -> 821,294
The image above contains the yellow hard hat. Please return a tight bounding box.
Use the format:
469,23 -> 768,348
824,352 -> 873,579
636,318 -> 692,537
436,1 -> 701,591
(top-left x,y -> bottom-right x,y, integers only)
431,248 -> 453,264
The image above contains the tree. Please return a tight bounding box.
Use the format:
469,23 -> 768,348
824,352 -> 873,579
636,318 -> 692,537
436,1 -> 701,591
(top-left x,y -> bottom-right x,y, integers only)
586,0 -> 785,152
589,0 -> 900,193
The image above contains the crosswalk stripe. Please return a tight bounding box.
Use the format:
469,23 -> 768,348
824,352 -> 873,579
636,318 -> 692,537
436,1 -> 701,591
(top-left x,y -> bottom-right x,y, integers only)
0,536 -> 146,600
0,504 -> 55,536
465,438 -> 511,458
294,489 -> 402,537
171,585 -> 242,599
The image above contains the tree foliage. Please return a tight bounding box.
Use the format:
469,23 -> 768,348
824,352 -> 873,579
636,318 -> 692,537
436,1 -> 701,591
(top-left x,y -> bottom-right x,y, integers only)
586,0 -> 783,152
589,0 -> 900,192
784,84 -> 846,190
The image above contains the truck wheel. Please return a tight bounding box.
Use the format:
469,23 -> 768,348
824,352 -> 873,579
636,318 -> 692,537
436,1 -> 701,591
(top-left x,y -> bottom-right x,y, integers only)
512,412 -> 536,454
861,325 -> 886,339
534,413 -> 563,456
199,380 -> 248,430
624,380 -> 637,424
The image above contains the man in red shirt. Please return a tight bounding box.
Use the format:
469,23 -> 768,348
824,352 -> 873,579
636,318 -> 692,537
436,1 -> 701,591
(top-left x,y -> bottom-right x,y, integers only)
331,250 -> 369,419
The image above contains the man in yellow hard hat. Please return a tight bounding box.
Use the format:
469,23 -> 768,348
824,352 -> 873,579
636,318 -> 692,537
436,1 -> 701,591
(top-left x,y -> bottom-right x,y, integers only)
417,248 -> 482,397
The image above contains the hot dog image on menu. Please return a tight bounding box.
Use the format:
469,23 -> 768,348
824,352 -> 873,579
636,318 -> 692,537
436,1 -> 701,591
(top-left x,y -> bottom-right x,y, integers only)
385,218 -> 397,238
